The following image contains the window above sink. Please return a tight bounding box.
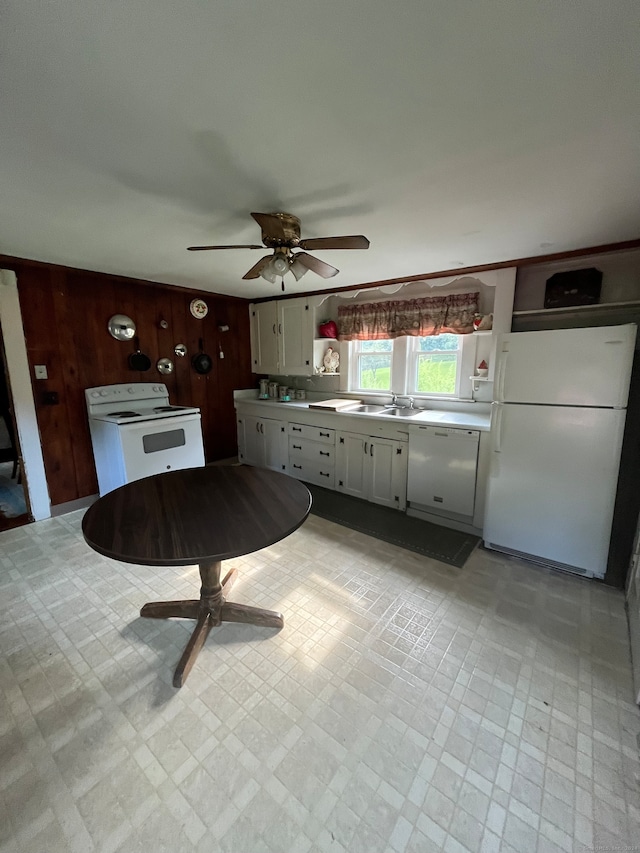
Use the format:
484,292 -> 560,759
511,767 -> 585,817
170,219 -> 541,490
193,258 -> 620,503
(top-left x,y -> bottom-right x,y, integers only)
345,334 -> 477,402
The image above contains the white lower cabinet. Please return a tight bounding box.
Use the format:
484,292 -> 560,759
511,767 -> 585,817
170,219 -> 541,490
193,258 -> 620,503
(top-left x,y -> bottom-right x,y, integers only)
336,431 -> 407,510
237,415 -> 288,472
287,423 -> 335,487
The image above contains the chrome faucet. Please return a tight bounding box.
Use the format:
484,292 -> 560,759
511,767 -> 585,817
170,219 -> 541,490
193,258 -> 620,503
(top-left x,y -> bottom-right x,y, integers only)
403,396 -> 415,409
385,392 -> 399,408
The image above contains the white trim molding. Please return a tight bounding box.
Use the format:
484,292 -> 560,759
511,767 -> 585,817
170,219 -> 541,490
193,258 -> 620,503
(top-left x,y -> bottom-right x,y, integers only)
0,269 -> 51,520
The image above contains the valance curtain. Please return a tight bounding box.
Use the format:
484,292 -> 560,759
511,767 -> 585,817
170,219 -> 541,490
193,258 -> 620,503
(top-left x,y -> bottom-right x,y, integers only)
337,292 -> 479,341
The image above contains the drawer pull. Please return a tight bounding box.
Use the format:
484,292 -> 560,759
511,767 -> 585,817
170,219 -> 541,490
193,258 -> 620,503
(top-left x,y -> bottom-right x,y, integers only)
319,431 -> 330,437
292,444 -> 302,449
319,451 -> 330,457
292,426 -> 302,432
320,471 -> 330,477
293,464 -> 302,470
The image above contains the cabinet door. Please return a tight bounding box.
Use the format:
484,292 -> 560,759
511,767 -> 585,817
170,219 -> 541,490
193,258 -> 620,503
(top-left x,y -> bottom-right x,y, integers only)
278,298 -> 314,376
250,301 -> 279,374
336,432 -> 368,500
263,418 -> 288,472
238,415 -> 265,467
369,438 -> 406,510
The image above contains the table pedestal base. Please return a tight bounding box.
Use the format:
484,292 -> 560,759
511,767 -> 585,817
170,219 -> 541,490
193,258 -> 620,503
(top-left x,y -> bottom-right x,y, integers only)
140,559 -> 283,687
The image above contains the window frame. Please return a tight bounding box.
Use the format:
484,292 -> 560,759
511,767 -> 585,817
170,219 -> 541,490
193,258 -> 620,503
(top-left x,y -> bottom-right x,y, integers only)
348,337 -> 403,394
344,334 -> 475,400
406,334 -> 463,399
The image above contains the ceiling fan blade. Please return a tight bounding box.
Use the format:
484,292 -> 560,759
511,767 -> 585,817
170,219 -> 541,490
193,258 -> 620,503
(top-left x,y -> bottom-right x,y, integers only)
251,212 -> 287,240
295,252 -> 339,279
298,235 -> 370,251
242,255 -> 272,280
187,244 -> 264,251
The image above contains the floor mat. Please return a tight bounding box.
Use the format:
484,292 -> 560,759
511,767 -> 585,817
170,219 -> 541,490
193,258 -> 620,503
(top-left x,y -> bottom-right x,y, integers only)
305,482 -> 479,568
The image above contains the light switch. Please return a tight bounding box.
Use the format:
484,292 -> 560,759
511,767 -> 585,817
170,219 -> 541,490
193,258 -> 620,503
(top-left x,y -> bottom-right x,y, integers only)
34,365 -> 48,379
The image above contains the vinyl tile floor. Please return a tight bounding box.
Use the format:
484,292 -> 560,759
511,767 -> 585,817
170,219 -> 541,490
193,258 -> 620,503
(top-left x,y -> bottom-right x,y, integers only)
1,510 -> 639,853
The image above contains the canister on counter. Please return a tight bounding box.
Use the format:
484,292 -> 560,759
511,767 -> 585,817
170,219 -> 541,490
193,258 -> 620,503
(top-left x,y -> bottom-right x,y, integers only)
268,382 -> 279,398
295,389 -> 306,400
278,385 -> 289,401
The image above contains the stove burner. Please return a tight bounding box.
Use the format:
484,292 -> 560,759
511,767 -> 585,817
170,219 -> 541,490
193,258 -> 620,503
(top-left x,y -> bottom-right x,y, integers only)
107,411 -> 140,418
153,406 -> 189,412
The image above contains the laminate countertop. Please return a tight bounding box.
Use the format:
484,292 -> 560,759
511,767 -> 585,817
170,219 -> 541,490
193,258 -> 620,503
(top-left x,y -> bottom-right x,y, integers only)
234,397 -> 491,432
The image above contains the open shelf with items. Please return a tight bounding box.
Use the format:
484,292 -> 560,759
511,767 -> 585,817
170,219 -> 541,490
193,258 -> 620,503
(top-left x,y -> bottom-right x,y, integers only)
314,338 -> 341,376
513,248 -> 640,331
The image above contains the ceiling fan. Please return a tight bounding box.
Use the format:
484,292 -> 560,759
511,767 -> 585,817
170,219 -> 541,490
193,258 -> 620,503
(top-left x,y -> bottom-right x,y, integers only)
187,212 -> 370,289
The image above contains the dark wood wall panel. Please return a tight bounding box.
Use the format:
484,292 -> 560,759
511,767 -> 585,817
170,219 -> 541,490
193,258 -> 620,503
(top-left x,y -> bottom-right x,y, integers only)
1,257 -> 253,507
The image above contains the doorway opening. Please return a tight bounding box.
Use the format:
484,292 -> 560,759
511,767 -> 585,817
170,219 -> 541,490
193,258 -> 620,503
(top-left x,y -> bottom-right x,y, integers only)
0,325 -> 30,531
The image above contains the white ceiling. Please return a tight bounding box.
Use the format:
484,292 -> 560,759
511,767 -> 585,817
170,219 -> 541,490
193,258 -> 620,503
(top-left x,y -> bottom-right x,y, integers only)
1,1 -> 639,300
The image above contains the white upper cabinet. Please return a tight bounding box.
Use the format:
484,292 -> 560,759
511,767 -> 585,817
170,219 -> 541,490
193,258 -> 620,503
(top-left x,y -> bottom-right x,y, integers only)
249,297 -> 314,375
249,300 -> 279,375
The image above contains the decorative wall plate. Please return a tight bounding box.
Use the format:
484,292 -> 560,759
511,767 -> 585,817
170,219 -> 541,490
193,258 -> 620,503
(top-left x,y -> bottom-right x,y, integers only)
157,357 -> 174,375
107,314 -> 136,340
190,298 -> 208,319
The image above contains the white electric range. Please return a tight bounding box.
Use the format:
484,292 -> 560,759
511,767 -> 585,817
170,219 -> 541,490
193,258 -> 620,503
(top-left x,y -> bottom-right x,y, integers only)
85,383 -> 205,495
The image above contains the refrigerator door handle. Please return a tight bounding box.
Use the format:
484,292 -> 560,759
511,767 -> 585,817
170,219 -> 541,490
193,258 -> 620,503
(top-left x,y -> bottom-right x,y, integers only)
495,352 -> 507,401
492,402 -> 503,452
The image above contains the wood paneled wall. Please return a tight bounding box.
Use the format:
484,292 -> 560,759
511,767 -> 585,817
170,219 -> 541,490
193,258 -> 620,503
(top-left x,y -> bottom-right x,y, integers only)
0,257 -> 254,507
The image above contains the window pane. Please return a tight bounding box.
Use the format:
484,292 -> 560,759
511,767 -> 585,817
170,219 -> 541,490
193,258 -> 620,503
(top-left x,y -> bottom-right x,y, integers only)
417,333 -> 459,352
416,352 -> 457,394
360,339 -> 393,352
359,354 -> 392,389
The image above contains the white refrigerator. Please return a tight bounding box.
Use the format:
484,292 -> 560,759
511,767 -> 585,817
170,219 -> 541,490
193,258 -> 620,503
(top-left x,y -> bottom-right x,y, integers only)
483,323 -> 637,579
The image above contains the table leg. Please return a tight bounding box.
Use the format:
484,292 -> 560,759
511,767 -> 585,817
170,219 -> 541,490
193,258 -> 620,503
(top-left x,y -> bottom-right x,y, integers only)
220,601 -> 284,628
140,601 -> 200,619
172,611 -> 214,688
140,558 -> 284,687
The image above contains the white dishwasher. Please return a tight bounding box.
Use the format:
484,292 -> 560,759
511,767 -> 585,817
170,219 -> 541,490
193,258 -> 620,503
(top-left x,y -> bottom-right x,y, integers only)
407,426 -> 480,517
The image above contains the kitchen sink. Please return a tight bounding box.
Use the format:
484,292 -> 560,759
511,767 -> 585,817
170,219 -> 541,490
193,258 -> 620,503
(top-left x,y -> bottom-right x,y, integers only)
348,405 -> 387,414
381,407 -> 424,417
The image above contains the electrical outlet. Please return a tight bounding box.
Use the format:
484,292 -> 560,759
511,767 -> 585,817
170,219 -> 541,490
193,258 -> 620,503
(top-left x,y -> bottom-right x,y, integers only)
34,364 -> 48,380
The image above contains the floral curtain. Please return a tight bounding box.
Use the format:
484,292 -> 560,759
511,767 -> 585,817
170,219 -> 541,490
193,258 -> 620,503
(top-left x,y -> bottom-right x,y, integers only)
337,292 -> 479,340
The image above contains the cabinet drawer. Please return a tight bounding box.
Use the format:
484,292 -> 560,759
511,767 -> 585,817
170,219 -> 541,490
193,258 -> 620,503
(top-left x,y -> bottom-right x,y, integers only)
288,423 -> 335,444
289,459 -> 335,488
289,437 -> 335,464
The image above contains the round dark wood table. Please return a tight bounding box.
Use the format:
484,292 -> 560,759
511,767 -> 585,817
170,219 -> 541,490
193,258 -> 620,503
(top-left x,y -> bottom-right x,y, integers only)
82,465 -> 311,687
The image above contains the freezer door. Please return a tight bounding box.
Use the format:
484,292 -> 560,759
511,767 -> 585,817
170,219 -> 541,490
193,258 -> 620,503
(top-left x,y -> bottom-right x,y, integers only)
494,324 -> 636,407
484,403 -> 627,577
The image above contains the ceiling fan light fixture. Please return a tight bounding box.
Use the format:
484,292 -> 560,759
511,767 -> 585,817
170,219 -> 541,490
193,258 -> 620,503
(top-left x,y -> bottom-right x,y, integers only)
260,261 -> 278,283
290,256 -> 308,281
272,254 -> 290,276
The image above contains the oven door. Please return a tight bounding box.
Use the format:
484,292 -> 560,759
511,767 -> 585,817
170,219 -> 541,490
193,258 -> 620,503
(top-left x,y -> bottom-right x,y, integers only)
118,414 -> 205,482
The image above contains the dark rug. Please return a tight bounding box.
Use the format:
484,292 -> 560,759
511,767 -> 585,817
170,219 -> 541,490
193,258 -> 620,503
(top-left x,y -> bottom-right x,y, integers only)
305,483 -> 479,568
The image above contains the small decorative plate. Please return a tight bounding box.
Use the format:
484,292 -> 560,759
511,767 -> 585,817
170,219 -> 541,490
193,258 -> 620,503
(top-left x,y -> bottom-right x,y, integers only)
190,298 -> 208,319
